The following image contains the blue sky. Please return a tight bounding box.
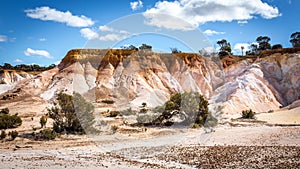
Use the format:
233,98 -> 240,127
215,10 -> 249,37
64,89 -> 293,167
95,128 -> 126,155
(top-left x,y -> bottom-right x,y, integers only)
0,0 -> 299,66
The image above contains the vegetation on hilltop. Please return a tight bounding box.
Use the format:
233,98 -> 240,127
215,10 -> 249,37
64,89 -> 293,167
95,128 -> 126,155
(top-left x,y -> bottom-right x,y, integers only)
290,32 -> 300,47
217,39 -> 232,57
218,32 -> 300,57
0,63 -> 56,72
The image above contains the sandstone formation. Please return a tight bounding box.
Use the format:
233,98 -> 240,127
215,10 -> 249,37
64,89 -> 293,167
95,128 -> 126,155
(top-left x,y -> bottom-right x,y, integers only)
0,49 -> 299,115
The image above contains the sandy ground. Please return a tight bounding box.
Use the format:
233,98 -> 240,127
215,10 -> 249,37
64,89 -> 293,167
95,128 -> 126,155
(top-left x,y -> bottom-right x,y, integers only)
0,125 -> 299,169
0,102 -> 299,168
256,107 -> 300,125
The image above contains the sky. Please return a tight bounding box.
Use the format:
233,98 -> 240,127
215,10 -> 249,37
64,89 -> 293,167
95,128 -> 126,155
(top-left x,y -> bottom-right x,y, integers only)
0,0 -> 299,66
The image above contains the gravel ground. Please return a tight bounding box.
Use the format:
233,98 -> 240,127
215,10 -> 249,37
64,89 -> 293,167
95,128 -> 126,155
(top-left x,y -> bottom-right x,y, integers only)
155,145 -> 300,169
0,126 -> 299,169
1,145 -> 299,169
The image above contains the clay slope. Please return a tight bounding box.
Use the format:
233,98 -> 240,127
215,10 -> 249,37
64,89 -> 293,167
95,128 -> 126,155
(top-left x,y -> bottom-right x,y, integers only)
0,70 -> 34,95
211,53 -> 300,114
41,50 -> 224,110
0,49 -> 299,116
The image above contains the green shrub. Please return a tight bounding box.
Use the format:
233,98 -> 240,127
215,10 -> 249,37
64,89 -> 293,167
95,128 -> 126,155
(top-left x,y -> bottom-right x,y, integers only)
0,108 -> 9,114
0,113 -> 22,129
120,108 -> 136,116
40,116 -> 47,128
8,130 -> 18,140
242,109 -> 255,119
191,123 -> 201,128
31,131 -> 35,137
39,129 -> 57,140
153,105 -> 165,114
47,92 -> 96,134
158,92 -> 217,127
0,130 -> 6,140
139,108 -> 147,114
31,125 -> 37,131
111,125 -> 118,134
101,100 -> 114,104
108,111 -> 120,117
203,115 -> 218,127
136,114 -> 159,124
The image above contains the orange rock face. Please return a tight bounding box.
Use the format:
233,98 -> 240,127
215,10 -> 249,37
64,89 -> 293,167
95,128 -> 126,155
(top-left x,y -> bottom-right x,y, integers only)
1,49 -> 299,115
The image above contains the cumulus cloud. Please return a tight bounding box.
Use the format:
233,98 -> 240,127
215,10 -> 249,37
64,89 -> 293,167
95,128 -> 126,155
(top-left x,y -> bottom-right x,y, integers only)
99,34 -> 123,41
144,0 -> 280,30
143,13 -> 197,31
13,59 -> 23,63
39,38 -> 46,42
0,35 -> 7,42
233,43 -> 250,54
98,30 -> 130,41
99,25 -> 114,32
25,6 -> 94,27
203,29 -> 225,36
80,26 -> 130,41
80,28 -> 99,40
130,0 -> 143,11
24,48 -> 53,59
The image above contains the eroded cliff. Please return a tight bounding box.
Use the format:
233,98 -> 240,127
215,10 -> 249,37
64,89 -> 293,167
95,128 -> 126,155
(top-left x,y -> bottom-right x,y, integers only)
1,49 -> 299,115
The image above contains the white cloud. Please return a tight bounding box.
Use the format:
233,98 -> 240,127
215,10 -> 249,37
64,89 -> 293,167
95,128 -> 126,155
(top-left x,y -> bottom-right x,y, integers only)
14,59 -> 23,63
233,43 -> 250,54
25,6 -> 94,27
99,25 -> 114,32
144,0 -> 280,30
80,26 -> 130,41
130,0 -> 143,11
80,28 -> 99,40
0,35 -> 7,42
99,34 -> 123,41
143,13 -> 197,31
119,30 -> 130,34
39,38 -> 46,42
237,20 -> 248,25
203,29 -> 225,36
99,25 -> 129,35
24,48 -> 53,59
200,46 -> 216,55
54,61 -> 61,65
203,46 -> 215,52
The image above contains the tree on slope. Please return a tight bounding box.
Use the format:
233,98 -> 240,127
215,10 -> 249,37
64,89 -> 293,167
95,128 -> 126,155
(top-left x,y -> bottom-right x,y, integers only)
290,32 -> 300,47
47,92 -> 96,134
160,92 -> 218,127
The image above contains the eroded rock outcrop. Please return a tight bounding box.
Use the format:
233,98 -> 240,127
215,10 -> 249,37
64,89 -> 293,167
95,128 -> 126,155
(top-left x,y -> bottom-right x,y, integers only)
210,53 -> 300,114
1,49 -> 299,116
0,70 -> 34,95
